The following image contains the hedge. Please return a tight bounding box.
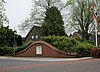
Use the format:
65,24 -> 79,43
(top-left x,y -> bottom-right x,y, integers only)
0,36 -> 97,57
41,36 -> 76,52
0,40 -> 33,56
75,43 -> 96,57
41,35 -> 97,57
0,46 -> 14,55
15,40 -> 33,53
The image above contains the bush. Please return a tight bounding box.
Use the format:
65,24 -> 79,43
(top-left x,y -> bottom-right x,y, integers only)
41,35 -> 77,52
91,48 -> 100,58
0,46 -> 13,56
41,36 -> 97,57
75,43 -> 96,57
0,40 -> 33,56
75,38 -> 95,45
15,40 -> 33,53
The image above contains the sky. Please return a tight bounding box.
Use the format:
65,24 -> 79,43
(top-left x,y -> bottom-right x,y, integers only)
4,0 -> 32,37
4,0 -> 67,37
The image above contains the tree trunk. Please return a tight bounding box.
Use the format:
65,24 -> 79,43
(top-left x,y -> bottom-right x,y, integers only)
82,30 -> 90,40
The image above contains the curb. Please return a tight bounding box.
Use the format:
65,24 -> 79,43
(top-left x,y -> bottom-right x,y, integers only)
0,56 -> 93,61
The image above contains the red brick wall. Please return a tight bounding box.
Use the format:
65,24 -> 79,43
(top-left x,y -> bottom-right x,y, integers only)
15,41 -> 75,58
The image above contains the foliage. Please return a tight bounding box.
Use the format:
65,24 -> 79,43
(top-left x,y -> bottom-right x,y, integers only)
91,48 -> 100,58
75,37 -> 96,45
42,36 -> 76,52
19,0 -> 64,33
0,46 -> 13,56
15,40 -> 33,53
75,43 -> 96,57
0,27 -> 14,47
41,36 -> 96,57
41,6 -> 65,36
16,35 -> 22,46
0,40 -> 33,56
65,0 -> 100,40
0,27 -> 22,47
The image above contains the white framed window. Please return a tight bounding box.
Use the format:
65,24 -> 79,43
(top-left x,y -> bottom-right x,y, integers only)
32,35 -> 34,39
36,35 -> 38,39
36,46 -> 42,54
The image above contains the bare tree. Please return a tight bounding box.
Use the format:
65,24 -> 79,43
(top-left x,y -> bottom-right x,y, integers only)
19,0 -> 65,33
65,0 -> 100,39
0,0 -> 8,28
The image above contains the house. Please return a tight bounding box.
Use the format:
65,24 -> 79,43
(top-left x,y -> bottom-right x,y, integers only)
72,32 -> 80,38
71,31 -> 81,38
24,26 -> 41,42
72,30 -> 100,47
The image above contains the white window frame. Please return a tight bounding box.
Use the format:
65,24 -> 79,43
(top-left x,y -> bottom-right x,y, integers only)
36,35 -> 38,39
32,35 -> 34,39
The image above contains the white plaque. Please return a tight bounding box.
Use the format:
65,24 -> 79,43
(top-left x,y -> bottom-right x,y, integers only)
36,46 -> 42,54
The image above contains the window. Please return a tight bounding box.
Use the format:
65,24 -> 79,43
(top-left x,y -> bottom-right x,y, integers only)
32,34 -> 38,40
32,35 -> 34,39
36,35 -> 38,39
36,46 -> 42,54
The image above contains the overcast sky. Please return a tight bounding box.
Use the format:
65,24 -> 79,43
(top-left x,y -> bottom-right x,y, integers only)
4,0 -> 32,37
4,0 -> 66,37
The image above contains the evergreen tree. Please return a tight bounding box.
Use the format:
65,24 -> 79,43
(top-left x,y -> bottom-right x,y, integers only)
41,6 -> 65,36
16,35 -> 22,46
0,27 -> 22,47
19,0 -> 65,32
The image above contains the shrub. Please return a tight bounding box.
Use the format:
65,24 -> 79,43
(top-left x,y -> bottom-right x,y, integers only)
41,36 -> 77,52
15,40 -> 33,53
0,40 -> 33,56
41,36 -> 96,57
0,46 -> 13,56
75,38 -> 95,45
75,43 -> 96,57
91,48 -> 100,58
